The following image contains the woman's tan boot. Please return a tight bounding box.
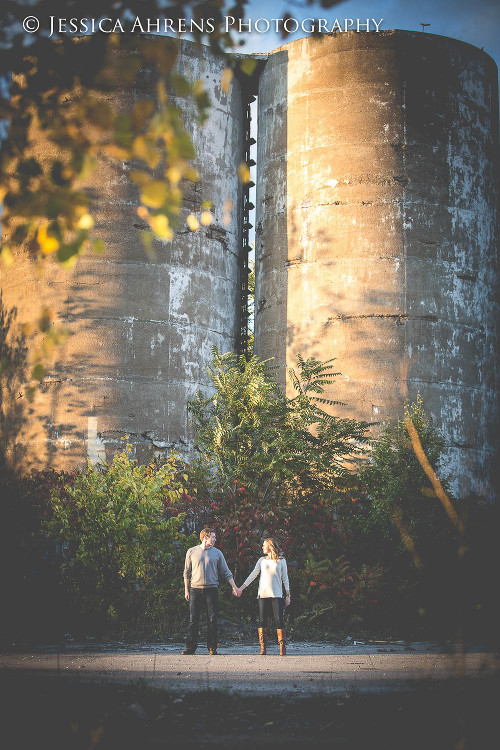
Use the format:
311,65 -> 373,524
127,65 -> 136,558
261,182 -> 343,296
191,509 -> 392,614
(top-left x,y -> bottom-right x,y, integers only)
258,627 -> 267,655
277,628 -> 286,656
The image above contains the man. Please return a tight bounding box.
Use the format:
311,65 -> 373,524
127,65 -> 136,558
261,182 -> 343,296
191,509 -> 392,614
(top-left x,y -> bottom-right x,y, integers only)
182,527 -> 240,655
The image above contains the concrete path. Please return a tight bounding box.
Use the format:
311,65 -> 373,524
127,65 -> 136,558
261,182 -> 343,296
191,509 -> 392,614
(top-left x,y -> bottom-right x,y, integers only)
2,642 -> 498,696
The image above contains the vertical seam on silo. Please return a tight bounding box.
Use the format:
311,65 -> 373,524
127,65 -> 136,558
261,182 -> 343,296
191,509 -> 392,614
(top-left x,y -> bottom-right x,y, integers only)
237,90 -> 253,357
402,80 -> 408,350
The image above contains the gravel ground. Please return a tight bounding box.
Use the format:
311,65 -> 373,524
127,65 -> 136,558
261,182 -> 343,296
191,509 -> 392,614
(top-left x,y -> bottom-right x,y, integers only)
1,640 -> 497,696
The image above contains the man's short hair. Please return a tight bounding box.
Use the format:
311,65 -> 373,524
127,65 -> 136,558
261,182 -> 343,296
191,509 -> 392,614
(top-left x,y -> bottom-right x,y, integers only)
200,527 -> 215,542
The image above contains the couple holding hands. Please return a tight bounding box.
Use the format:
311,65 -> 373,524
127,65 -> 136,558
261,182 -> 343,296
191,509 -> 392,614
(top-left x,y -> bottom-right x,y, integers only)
182,527 -> 290,656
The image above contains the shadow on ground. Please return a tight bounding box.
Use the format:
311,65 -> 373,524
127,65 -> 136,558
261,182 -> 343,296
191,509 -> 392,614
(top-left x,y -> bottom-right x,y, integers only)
1,672 -> 498,749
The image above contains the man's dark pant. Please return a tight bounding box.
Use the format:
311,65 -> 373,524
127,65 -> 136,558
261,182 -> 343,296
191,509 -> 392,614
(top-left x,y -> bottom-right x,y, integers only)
187,587 -> 219,651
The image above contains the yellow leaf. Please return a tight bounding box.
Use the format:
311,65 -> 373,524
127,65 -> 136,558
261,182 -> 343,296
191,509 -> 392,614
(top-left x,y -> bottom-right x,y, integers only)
140,181 -> 168,209
54,327 -> 69,345
130,170 -> 150,185
221,68 -> 233,94
222,198 -> 233,227
157,80 -> 167,106
76,155 -> 97,180
132,100 -> 155,131
73,203 -> 90,219
167,166 -> 182,185
137,205 -> 150,220
85,100 -> 114,129
76,213 -> 94,230
186,214 -> 200,231
223,198 -> 233,227
37,226 -> 59,255
59,253 -> 79,270
161,127 -> 174,147
200,210 -> 213,226
170,186 -> 182,204
149,214 -> 173,240
132,135 -> 161,169
193,79 -> 205,96
104,144 -> 130,160
146,41 -> 177,73
185,167 -> 199,182
237,162 -> 251,184
41,337 -> 56,357
0,245 -> 14,268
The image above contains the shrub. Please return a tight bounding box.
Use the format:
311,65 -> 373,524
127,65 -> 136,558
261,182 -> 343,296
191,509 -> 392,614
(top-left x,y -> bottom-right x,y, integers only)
349,397 -> 474,637
3,393 -> 494,643
292,554 -> 387,636
188,348 -> 370,505
43,449 -> 196,636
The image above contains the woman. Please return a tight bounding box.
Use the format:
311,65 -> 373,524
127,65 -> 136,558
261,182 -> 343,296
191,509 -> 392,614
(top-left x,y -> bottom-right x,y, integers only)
238,537 -> 290,656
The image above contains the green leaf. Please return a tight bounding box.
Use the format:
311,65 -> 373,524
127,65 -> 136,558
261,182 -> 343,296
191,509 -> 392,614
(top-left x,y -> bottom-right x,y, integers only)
92,239 -> 105,254
32,363 -> 45,380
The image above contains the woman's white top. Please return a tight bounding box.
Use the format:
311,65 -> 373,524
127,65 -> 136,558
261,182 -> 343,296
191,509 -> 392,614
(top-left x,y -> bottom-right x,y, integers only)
242,556 -> 290,598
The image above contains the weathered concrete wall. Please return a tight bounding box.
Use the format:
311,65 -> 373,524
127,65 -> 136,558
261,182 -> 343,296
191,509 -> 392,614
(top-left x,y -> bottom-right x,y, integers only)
0,40 -> 244,471
2,31 -> 499,500
255,31 -> 499,501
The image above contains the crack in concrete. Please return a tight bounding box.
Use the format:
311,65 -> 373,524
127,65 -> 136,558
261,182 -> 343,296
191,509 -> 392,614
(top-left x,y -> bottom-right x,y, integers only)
327,313 -> 437,323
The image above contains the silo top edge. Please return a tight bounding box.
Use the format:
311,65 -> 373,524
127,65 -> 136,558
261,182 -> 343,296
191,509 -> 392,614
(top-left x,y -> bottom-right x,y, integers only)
35,32 -> 497,75
266,29 -> 498,73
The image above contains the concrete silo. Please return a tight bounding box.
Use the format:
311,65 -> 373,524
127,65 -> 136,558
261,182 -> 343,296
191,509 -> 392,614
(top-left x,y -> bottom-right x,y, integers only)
0,39 -> 245,470
254,31 -> 499,501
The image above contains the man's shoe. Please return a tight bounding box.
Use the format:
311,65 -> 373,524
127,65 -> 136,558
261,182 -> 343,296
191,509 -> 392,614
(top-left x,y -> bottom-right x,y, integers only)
209,648 -> 218,655
181,647 -> 196,655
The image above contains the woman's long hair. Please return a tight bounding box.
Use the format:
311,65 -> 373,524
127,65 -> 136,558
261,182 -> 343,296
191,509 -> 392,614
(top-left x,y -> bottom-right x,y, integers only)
264,537 -> 282,562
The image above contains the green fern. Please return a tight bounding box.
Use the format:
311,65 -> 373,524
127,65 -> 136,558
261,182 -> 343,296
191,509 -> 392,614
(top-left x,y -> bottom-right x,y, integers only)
187,347 -> 370,503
